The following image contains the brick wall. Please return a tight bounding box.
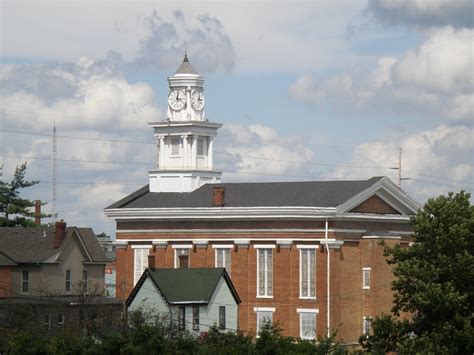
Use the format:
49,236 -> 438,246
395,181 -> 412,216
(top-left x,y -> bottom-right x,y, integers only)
115,219 -> 411,342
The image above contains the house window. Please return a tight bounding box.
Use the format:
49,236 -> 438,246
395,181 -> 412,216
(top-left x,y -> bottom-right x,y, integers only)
192,306 -> 199,331
21,270 -> 29,293
300,249 -> 316,298
82,270 -> 88,292
58,314 -> 65,325
297,309 -> 318,339
171,137 -> 180,156
175,248 -> 190,268
215,248 -> 231,275
219,306 -> 226,330
363,317 -> 372,335
254,307 -> 275,334
65,269 -> 71,292
363,267 -> 371,289
197,138 -> 206,156
178,306 -> 185,330
134,248 -> 150,285
257,249 -> 273,297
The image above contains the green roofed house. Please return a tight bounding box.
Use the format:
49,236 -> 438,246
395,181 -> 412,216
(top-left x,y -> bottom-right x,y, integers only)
126,267 -> 241,333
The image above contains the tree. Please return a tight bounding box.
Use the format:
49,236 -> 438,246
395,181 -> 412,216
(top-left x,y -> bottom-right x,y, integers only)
361,191 -> 474,354
0,162 -> 49,227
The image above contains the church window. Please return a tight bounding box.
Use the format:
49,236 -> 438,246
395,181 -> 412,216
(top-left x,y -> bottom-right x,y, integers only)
363,267 -> 371,289
257,248 -> 273,297
297,309 -> 318,339
175,248 -> 190,268
197,137 -> 206,156
171,137 -> 180,156
215,248 -> 231,275
133,248 -> 150,285
300,249 -> 316,298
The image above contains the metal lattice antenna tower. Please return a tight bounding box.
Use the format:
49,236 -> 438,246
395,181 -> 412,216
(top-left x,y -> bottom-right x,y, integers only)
52,121 -> 57,221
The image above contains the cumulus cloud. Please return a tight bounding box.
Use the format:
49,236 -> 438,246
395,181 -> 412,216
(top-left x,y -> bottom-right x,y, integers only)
332,123 -> 474,197
0,55 -> 162,234
289,27 -> 474,122
215,124 -> 315,180
367,0 -> 474,29
134,10 -> 236,74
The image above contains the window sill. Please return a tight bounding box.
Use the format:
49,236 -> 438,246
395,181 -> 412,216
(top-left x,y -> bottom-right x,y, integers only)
299,297 -> 317,300
256,295 -> 273,299
362,286 -> 370,290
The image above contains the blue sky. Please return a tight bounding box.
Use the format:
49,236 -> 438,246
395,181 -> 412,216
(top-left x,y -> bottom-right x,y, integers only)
1,1 -> 472,236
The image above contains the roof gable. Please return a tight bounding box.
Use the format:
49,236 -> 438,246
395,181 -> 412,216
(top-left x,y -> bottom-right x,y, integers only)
337,177 -> 420,216
127,268 -> 240,307
0,226 -> 107,264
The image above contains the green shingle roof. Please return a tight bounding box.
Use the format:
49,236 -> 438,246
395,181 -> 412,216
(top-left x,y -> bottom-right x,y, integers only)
128,268 -> 240,306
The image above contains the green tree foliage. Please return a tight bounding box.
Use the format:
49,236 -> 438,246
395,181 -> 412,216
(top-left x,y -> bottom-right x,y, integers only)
0,317 -> 348,354
0,162 -> 49,227
360,191 -> 474,354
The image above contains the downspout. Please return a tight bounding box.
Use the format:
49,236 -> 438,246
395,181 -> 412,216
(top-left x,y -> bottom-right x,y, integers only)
325,219 -> 330,338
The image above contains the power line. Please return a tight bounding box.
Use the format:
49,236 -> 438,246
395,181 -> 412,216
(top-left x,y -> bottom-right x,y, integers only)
1,107 -> 398,151
1,128 -> 472,187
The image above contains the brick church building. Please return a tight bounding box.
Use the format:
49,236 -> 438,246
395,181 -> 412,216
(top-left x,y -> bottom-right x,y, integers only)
105,55 -> 419,343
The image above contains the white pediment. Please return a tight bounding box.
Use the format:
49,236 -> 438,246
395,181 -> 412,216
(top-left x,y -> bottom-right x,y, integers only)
336,177 -> 421,216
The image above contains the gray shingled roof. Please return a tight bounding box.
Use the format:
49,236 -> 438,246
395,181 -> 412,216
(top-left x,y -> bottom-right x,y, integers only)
127,268 -> 240,306
0,226 -> 107,265
174,54 -> 198,75
107,177 -> 384,209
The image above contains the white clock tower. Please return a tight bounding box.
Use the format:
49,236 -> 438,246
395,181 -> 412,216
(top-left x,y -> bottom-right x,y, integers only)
148,54 -> 222,193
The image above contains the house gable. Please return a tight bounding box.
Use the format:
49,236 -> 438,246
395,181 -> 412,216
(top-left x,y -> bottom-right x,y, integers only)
128,275 -> 170,316
337,177 -> 420,216
350,194 -> 401,215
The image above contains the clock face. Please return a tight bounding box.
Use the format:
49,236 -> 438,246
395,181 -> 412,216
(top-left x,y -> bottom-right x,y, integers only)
168,89 -> 186,111
191,89 -> 205,111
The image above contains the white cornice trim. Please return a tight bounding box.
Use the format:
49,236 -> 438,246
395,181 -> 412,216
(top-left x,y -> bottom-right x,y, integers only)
105,206 -> 335,219
106,206 -> 412,223
115,228 -> 366,235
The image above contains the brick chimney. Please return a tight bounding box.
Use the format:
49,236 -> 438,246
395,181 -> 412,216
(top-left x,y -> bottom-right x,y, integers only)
148,254 -> 156,269
34,200 -> 41,225
54,220 -> 66,249
213,186 -> 225,207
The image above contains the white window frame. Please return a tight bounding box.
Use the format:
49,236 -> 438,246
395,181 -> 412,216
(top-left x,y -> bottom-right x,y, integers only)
214,246 -> 232,275
170,137 -> 180,156
363,267 -> 371,289
255,246 -> 274,298
299,247 -> 317,299
65,269 -> 71,292
172,245 -> 193,268
254,307 -> 275,335
297,308 -> 319,340
21,270 -> 29,294
133,246 -> 152,285
197,137 -> 206,157
363,316 -> 372,335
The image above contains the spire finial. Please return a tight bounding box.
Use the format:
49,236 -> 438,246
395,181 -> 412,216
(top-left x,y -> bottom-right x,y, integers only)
183,52 -> 188,62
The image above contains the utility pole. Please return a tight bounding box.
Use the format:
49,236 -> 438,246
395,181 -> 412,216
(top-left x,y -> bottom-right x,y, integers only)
398,148 -> 402,187
52,122 -> 57,221
390,147 -> 409,188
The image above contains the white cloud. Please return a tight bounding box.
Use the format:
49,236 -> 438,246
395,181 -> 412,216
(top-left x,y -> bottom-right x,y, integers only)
216,124 -> 315,180
134,10 -> 236,74
333,123 -> 474,198
368,0 -> 474,28
289,27 -> 474,122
